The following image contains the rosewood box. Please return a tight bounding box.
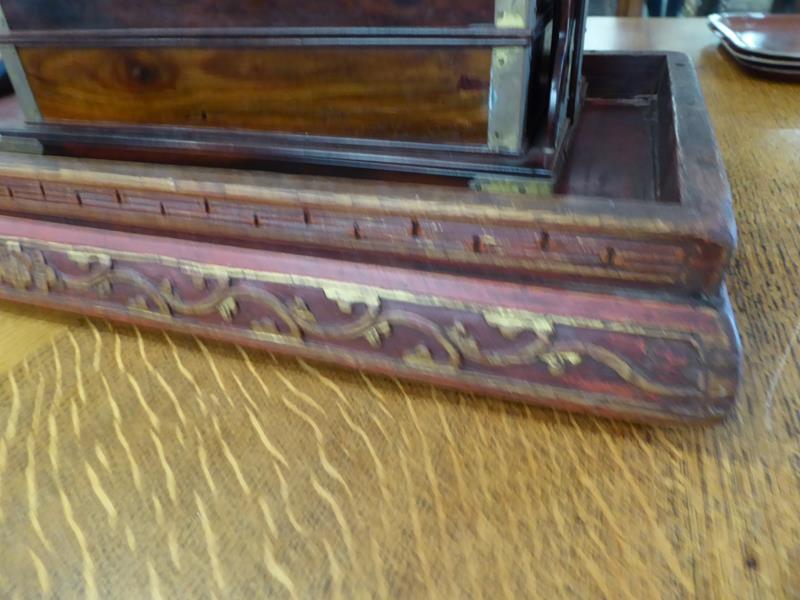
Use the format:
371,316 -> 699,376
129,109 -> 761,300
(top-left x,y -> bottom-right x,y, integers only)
0,0 -> 586,185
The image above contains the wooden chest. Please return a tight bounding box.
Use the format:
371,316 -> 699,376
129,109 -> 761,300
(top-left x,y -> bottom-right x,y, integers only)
0,0 -> 586,184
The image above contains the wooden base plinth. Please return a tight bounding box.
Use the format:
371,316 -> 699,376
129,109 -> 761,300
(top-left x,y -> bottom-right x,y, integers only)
0,213 -> 740,424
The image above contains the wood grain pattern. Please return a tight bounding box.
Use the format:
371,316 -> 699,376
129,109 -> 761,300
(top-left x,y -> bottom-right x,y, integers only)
0,0 -> 580,178
1,0 -> 498,29
0,18 -> 798,599
0,301 -> 76,372
19,46 -> 492,144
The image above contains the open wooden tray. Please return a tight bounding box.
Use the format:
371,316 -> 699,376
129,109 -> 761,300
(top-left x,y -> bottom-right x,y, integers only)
0,52 -> 741,423
0,53 -> 735,295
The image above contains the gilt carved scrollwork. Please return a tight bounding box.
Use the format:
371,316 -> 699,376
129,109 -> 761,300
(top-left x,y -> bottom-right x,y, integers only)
0,241 -> 717,400
446,310 -> 705,397
0,244 -> 59,292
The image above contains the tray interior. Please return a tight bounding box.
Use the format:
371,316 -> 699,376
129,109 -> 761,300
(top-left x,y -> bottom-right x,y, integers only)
556,53 -> 678,203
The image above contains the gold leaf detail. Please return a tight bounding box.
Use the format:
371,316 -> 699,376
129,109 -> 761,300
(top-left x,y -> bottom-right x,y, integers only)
403,345 -> 437,369
336,300 -> 353,315
291,297 -> 317,323
364,321 -> 391,348
30,253 -> 58,292
483,308 -> 554,339
446,322 -> 479,355
191,274 -> 207,291
323,285 -> 381,312
251,318 -> 278,334
128,295 -> 150,312
218,297 -> 238,322
541,352 -> 582,376
0,254 -> 33,289
0,248 -> 58,292
186,264 -> 227,278
66,250 -> 112,268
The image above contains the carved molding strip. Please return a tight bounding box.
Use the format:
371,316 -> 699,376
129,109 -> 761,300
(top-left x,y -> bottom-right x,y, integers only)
0,174 -> 693,286
0,238 -> 736,415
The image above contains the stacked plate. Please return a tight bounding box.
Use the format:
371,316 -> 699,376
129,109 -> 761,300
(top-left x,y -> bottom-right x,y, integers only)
708,13 -> 800,79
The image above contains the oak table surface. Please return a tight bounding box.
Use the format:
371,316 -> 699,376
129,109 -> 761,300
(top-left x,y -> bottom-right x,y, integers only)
1,17 -> 799,599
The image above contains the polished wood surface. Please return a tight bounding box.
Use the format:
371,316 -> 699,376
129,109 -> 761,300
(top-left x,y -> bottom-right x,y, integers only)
1,0 -> 498,29
20,46 -> 492,143
0,0 -> 581,179
0,18 -> 799,597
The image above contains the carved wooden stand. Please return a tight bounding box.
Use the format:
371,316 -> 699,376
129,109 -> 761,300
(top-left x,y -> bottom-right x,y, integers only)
0,52 -> 742,423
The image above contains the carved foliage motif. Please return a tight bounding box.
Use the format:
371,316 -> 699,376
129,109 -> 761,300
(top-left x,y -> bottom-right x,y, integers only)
0,244 -> 59,291
0,241 -> 719,401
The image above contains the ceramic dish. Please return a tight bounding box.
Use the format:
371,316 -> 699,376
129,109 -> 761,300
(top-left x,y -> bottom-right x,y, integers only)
721,42 -> 800,80
721,39 -> 800,69
708,13 -> 800,61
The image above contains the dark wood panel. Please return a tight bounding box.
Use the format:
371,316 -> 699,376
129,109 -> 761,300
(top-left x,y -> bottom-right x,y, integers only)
1,0 -> 496,29
19,47 -> 492,144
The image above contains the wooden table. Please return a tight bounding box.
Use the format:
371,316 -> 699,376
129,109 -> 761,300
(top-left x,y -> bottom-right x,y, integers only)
1,18 -> 799,598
